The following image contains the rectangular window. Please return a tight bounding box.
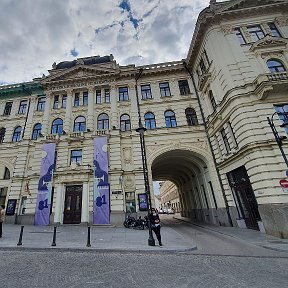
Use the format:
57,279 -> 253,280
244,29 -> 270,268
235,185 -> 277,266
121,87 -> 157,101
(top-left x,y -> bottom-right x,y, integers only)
53,95 -> 59,109
3,102 -> 12,116
274,103 -> 288,133
119,87 -> 129,101
247,25 -> 265,42
227,122 -> 238,148
178,80 -> 190,95
96,90 -> 102,104
74,93 -> 80,107
37,97 -> 46,111
104,89 -> 110,103
199,59 -> 207,74
141,84 -> 152,99
83,91 -> 88,106
0,187 -> 7,206
221,128 -> 231,153
71,149 -> 82,164
62,95 -> 67,108
159,82 -> 171,97
234,27 -> 246,44
268,22 -> 281,37
18,100 -> 27,114
209,91 -> 217,111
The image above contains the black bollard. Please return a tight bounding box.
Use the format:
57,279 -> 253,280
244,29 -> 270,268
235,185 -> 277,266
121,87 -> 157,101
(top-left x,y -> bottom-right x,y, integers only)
51,226 -> 57,247
86,226 -> 91,247
17,225 -> 24,246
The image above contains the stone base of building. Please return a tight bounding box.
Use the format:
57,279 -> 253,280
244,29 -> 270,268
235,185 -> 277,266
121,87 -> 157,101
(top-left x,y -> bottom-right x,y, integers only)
258,203 -> 288,239
181,207 -> 234,227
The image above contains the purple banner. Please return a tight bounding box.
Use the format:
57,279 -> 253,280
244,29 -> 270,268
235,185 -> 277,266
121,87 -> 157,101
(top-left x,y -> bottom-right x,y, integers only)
34,143 -> 56,226
93,137 -> 110,224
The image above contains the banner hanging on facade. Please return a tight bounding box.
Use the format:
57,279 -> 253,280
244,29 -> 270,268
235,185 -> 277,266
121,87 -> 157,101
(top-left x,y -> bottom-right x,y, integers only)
93,136 -> 110,224
34,143 -> 56,226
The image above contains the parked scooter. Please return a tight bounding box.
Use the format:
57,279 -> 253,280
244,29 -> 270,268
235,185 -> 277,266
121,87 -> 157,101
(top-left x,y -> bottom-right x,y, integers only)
123,215 -> 145,230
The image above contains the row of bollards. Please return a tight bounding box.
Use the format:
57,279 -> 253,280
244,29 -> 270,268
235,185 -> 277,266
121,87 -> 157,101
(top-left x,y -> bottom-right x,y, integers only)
16,225 -> 92,247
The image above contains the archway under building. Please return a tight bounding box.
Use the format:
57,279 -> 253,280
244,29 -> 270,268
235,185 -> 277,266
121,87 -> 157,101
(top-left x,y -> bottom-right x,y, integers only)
151,149 -> 229,226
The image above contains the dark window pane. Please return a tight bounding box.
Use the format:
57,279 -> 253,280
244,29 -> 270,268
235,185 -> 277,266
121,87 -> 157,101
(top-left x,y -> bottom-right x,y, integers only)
53,95 -> 59,109
3,102 -> 12,116
159,82 -> 171,97
119,87 -> 129,101
178,80 -> 190,95
18,100 -> 27,114
141,85 -> 152,99
83,92 -> 88,106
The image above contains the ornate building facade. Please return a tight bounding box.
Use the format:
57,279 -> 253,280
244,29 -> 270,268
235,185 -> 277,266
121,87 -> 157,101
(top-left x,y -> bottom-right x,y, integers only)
0,0 -> 287,237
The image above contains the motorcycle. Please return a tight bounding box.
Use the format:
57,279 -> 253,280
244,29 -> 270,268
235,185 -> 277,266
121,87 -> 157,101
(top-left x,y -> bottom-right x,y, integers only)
123,215 -> 145,230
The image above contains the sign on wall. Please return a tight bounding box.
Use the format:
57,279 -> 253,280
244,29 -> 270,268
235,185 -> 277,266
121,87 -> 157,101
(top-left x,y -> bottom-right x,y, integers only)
93,136 -> 110,224
6,199 -> 17,215
138,193 -> 148,211
34,143 -> 56,226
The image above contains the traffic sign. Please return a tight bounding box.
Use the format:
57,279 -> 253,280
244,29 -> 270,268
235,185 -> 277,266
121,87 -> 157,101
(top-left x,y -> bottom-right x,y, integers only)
280,179 -> 288,188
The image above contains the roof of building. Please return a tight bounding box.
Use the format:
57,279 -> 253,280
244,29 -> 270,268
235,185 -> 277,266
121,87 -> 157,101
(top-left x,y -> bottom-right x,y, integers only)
55,55 -> 114,70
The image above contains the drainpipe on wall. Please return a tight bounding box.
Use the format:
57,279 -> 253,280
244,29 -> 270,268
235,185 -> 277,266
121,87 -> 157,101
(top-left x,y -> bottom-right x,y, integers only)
21,84 -> 32,140
183,61 -> 233,227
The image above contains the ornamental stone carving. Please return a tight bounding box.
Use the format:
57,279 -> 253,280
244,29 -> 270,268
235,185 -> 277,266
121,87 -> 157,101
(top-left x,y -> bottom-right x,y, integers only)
124,175 -> 134,189
122,147 -> 132,164
276,17 -> 288,27
221,25 -> 234,35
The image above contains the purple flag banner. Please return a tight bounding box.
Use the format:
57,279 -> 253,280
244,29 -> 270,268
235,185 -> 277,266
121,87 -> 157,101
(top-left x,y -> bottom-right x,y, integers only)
34,143 -> 56,226
93,136 -> 110,224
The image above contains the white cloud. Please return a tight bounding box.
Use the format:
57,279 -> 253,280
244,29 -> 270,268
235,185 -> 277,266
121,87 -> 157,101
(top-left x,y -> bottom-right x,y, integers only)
0,0 -> 213,84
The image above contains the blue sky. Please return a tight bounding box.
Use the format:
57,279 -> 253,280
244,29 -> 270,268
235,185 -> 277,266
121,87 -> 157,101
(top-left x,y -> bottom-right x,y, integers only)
0,0 -> 215,85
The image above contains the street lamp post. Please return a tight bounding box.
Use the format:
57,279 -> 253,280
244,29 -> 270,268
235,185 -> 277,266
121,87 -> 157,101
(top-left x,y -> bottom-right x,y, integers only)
135,69 -> 155,246
267,112 -> 288,167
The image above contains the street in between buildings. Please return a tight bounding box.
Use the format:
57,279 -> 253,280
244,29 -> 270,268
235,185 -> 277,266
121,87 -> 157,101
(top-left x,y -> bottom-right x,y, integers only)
1,215 -> 288,288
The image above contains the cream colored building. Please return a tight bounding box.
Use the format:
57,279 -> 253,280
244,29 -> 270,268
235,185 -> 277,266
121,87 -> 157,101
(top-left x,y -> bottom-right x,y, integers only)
159,181 -> 180,213
0,0 -> 287,238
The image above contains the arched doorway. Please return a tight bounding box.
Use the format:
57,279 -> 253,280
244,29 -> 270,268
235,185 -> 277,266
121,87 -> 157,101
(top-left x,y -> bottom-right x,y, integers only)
150,149 -> 226,225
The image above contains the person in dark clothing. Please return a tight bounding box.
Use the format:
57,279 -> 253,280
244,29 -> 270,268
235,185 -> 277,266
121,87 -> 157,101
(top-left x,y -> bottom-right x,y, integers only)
149,208 -> 162,246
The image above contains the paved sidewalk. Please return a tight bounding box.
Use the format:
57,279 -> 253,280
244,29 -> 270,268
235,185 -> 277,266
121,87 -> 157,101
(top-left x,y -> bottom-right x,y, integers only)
0,224 -> 196,252
175,215 -> 288,254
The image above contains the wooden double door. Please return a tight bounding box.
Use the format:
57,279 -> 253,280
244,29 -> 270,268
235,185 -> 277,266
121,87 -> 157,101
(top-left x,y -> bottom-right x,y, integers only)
63,185 -> 82,224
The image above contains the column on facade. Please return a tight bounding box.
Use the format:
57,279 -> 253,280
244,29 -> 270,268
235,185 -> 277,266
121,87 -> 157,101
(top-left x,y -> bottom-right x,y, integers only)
54,184 -> 64,224
81,182 -> 89,223
42,92 -> 52,135
64,89 -> 73,133
87,87 -> 95,131
110,83 -> 118,128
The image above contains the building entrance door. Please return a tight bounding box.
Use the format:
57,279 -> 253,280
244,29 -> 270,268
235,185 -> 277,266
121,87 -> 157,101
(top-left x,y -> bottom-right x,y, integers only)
227,166 -> 260,230
63,185 -> 82,224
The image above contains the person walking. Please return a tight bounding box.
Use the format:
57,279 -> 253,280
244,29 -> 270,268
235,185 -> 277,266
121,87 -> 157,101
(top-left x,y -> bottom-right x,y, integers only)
0,205 -> 5,238
149,207 -> 162,246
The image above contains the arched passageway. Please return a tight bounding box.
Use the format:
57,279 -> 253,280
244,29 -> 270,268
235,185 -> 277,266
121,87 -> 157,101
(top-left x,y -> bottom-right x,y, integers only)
151,149 -> 228,225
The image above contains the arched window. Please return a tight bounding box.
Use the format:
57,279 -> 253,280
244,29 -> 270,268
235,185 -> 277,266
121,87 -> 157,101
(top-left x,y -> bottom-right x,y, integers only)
32,123 -> 42,140
97,113 -> 109,130
0,127 -> 5,144
51,118 -> 63,134
144,112 -> 156,129
3,167 -> 10,179
74,116 -> 86,132
267,59 -> 286,73
12,126 -> 22,142
120,114 -> 131,131
185,108 -> 198,126
165,110 -> 177,128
